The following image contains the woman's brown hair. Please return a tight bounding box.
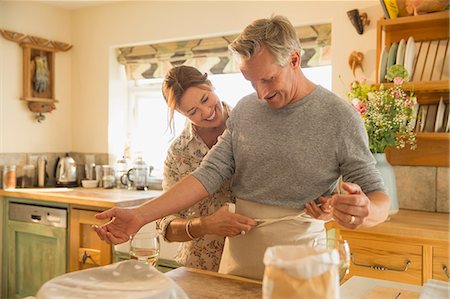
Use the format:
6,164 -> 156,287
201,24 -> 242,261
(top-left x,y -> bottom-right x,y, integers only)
162,65 -> 212,133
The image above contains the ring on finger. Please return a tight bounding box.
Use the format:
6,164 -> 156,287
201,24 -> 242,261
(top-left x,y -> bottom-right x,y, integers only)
240,230 -> 246,235
349,215 -> 356,225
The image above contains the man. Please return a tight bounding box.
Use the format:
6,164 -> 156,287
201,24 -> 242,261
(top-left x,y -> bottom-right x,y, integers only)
94,15 -> 389,279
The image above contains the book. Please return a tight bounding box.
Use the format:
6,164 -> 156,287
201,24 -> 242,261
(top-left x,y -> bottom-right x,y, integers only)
379,0 -> 391,19
383,0 -> 399,19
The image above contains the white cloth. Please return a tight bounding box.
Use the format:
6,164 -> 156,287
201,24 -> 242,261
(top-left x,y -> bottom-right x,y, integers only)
36,260 -> 188,299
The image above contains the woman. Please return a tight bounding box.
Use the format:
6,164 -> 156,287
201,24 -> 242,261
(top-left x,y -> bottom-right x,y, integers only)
156,65 -> 246,271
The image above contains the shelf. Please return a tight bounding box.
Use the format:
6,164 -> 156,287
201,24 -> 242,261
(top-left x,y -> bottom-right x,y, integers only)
378,11 -> 449,28
20,97 -> 59,103
386,134 -> 449,167
376,11 -> 450,167
416,132 -> 450,141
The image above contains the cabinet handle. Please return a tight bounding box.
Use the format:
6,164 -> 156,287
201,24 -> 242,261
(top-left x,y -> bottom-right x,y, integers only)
351,255 -> 411,272
82,251 -> 96,265
443,265 -> 450,278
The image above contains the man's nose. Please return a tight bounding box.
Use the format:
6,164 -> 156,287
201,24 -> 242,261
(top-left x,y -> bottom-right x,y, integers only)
253,82 -> 268,100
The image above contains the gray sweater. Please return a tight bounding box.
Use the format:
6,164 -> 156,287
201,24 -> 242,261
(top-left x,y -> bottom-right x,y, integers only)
192,86 -> 385,209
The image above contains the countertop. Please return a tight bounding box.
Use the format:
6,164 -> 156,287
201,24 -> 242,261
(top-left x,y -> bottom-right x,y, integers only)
328,209 -> 450,243
165,267 -> 262,298
0,187 -> 162,208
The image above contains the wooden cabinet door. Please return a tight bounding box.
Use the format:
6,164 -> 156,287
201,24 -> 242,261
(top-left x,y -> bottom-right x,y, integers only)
343,234 -> 423,285
7,220 -> 66,298
69,208 -> 112,271
433,246 -> 450,282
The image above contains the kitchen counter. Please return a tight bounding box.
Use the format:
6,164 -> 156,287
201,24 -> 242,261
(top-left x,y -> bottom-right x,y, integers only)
165,267 -> 262,298
0,187 -> 162,208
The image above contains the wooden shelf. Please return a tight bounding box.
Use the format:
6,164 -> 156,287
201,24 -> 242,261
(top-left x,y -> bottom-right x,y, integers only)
20,97 -> 59,103
386,135 -> 449,166
377,11 -> 450,167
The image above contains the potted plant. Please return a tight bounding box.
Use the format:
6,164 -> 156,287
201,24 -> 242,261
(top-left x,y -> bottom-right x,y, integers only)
347,65 -> 417,214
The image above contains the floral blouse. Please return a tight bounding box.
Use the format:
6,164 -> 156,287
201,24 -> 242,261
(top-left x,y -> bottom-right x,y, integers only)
156,103 -> 233,271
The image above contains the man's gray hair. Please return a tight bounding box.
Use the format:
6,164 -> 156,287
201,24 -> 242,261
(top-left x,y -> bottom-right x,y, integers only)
229,15 -> 301,66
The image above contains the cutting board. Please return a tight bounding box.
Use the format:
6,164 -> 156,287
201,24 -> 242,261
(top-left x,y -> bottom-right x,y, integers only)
364,286 -> 420,299
166,267 -> 262,299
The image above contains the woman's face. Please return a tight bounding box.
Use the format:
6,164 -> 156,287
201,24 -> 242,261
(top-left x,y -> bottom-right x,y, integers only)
176,85 -> 226,129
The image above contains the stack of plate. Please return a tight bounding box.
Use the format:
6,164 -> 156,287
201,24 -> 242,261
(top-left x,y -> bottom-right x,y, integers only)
378,36 -> 416,82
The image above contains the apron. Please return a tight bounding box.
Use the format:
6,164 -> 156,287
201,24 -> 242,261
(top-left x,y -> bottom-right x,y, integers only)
218,199 -> 326,280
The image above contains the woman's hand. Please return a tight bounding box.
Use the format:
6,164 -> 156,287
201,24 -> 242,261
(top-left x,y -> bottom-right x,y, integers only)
92,207 -> 147,244
200,205 -> 257,237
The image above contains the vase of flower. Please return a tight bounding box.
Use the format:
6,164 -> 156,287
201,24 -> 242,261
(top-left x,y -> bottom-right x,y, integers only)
373,153 -> 399,215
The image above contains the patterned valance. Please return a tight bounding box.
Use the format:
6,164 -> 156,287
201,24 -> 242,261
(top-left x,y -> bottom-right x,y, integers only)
118,23 -> 331,80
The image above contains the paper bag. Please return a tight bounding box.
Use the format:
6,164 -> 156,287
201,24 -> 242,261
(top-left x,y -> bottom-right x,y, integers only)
263,245 -> 340,299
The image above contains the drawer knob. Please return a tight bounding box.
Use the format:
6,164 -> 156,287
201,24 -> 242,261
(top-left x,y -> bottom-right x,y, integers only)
351,255 -> 411,272
443,265 -> 450,278
82,251 -> 95,264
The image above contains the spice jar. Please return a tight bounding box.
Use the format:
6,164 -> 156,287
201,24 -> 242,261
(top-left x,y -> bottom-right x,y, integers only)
3,165 -> 17,189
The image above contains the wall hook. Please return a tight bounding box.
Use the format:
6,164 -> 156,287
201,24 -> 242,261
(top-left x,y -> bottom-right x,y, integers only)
347,9 -> 370,35
348,51 -> 364,77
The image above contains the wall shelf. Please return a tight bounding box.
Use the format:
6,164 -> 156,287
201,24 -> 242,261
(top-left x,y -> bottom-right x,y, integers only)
376,11 -> 450,167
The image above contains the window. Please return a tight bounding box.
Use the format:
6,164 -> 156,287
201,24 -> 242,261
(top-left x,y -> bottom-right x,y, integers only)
127,66 -> 331,177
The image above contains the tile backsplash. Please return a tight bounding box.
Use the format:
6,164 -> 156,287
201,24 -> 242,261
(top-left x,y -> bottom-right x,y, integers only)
0,152 -> 109,188
0,152 -> 448,213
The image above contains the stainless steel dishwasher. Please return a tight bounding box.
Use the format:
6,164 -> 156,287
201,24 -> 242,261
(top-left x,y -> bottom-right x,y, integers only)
7,202 -> 67,298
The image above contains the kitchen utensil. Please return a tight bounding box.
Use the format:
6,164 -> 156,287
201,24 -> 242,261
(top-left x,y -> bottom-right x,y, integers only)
115,156 -> 129,189
126,157 -> 152,190
81,179 -> 98,188
378,46 -> 389,83
404,36 -> 416,81
54,153 -> 78,187
102,165 -> 115,189
2,165 -> 16,189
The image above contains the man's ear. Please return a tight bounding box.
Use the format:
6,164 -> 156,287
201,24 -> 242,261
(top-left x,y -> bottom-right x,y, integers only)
290,50 -> 301,68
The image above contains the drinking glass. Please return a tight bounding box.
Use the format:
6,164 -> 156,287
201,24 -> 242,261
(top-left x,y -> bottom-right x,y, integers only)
129,232 -> 160,266
313,237 -> 350,283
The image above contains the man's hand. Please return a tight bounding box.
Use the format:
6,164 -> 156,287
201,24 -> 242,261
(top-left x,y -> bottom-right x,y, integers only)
330,182 -> 372,228
304,196 -> 334,221
92,207 -> 147,244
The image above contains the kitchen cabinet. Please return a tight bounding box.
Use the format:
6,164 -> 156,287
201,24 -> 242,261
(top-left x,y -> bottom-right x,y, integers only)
69,206 -> 112,271
330,210 -> 450,285
375,11 -> 450,166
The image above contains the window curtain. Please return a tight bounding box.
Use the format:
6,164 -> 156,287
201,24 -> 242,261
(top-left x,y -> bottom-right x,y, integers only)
118,23 -> 331,80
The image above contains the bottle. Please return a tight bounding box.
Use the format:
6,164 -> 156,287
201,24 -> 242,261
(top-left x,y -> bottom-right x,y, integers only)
37,156 -> 47,187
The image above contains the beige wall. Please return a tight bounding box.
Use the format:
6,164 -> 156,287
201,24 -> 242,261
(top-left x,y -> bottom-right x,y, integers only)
0,2 -> 72,153
0,1 -> 383,154
71,1 -> 383,155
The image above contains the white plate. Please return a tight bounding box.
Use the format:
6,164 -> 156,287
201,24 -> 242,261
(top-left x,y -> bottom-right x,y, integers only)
378,46 -> 389,83
396,39 -> 406,66
435,97 -> 445,132
404,36 -> 416,81
387,42 -> 398,73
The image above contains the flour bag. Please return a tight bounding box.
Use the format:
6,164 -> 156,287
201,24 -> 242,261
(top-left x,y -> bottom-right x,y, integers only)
263,245 -> 340,299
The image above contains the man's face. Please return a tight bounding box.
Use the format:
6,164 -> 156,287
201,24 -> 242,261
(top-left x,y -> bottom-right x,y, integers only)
240,46 -> 299,109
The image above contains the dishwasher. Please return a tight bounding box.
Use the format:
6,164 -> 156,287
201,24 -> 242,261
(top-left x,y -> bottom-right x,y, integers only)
7,202 -> 67,298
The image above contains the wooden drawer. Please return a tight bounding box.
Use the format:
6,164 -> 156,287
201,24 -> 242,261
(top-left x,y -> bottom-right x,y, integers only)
433,246 -> 450,282
344,236 -> 422,285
